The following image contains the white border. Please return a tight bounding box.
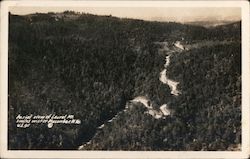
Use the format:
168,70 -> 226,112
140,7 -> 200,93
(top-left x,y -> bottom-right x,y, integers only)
0,1 -> 249,159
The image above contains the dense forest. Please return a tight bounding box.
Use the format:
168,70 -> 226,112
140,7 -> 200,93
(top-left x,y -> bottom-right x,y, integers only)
8,11 -> 241,150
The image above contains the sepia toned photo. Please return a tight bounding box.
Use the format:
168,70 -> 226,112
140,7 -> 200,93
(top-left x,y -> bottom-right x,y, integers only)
1,1 -> 249,158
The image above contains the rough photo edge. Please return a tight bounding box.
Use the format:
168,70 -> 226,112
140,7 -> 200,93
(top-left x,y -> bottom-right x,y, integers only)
0,0 -> 250,159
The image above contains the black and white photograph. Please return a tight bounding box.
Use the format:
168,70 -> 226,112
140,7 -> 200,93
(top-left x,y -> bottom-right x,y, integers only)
0,1 -> 249,158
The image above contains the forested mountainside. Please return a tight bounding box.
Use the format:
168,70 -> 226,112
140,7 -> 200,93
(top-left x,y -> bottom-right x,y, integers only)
8,11 -> 241,150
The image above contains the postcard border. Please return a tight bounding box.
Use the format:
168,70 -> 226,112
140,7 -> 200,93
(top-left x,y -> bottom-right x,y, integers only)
1,1 -> 249,158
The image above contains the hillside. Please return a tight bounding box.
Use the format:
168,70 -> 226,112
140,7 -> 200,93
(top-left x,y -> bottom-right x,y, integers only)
8,11 -> 241,150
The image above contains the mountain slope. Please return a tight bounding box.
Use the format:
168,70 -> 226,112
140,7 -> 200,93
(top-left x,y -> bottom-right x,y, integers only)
8,12 -> 241,150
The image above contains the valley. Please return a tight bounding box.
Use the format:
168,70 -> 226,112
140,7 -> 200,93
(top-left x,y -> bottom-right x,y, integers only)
8,11 -> 241,151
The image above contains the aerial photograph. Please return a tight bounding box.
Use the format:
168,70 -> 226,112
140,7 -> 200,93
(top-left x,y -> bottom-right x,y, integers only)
8,6 -> 241,151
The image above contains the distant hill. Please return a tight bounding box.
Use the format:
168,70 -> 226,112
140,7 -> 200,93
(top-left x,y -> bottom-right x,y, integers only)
185,20 -> 239,28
